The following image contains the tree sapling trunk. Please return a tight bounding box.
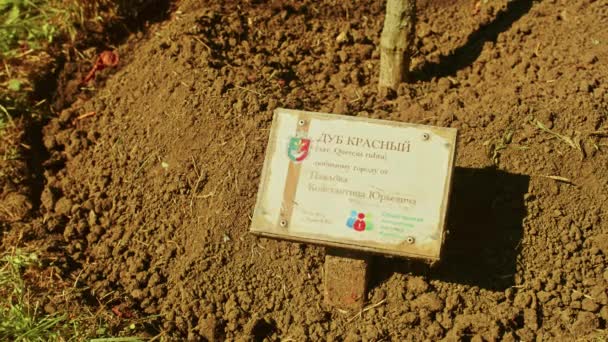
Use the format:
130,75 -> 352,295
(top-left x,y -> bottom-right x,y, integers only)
379,0 -> 417,91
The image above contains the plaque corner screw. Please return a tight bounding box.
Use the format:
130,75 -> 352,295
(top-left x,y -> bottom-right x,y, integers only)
406,236 -> 415,244
279,219 -> 288,228
422,133 -> 430,141
298,119 -> 306,126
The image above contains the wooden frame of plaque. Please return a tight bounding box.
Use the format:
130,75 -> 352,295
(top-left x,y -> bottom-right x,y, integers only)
250,108 -> 457,260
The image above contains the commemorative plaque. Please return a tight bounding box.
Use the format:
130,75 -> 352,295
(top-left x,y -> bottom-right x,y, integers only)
250,108 -> 457,260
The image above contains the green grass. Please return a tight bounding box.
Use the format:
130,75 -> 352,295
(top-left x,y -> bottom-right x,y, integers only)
0,1 -> 160,340
0,0 -> 121,119
0,249 -> 153,341
0,249 -> 66,341
483,128 -> 530,165
0,104 -> 9,133
0,0 -> 56,57
90,338 -> 146,342
0,0 -> 74,122
0,0 -> 112,58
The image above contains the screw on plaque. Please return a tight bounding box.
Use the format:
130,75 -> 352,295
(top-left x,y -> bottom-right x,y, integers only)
279,219 -> 288,228
406,236 -> 415,244
298,119 -> 306,126
422,133 -> 430,141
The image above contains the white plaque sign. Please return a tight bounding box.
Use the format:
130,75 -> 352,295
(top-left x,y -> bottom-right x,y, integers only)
250,108 -> 457,260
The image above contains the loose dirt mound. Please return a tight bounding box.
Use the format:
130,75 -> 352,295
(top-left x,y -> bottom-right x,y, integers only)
23,0 -> 608,340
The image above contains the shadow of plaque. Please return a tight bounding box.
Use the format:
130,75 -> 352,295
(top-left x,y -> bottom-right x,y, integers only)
370,167 -> 530,291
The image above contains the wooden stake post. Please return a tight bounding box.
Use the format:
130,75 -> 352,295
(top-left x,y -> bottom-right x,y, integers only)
324,249 -> 370,310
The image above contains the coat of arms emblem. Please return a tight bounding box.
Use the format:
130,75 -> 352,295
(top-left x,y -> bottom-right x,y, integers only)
287,137 -> 311,162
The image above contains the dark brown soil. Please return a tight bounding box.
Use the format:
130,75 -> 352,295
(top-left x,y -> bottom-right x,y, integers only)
4,0 -> 608,340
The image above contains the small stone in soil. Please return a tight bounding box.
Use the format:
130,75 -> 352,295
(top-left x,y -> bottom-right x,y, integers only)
514,292 -> 532,308
407,277 -> 429,295
40,188 -> 56,210
581,298 -> 600,312
572,311 -> 599,335
412,293 -> 444,313
2,192 -> 32,221
54,197 -> 73,216
437,78 -> 452,91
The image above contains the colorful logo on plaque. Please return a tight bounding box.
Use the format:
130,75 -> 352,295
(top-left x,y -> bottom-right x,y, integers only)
287,137 -> 311,162
346,211 -> 373,232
